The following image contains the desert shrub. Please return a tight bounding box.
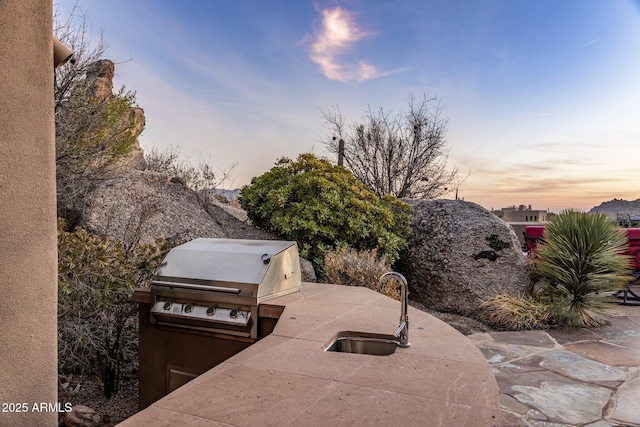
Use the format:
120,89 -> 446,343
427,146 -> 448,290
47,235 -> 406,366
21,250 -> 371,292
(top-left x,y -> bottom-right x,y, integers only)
536,210 -> 632,327
325,247 -> 399,299
479,295 -> 552,331
239,154 -> 411,280
144,145 -> 235,197
56,85 -> 142,226
57,219 -> 169,397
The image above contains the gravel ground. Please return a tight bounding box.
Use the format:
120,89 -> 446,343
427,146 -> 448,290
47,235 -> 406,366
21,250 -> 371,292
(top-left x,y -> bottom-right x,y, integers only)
409,300 -> 496,335
58,371 -> 138,426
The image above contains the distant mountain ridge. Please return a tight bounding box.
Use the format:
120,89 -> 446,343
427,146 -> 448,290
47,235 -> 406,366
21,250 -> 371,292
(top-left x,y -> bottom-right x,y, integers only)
589,198 -> 640,219
210,188 -> 241,201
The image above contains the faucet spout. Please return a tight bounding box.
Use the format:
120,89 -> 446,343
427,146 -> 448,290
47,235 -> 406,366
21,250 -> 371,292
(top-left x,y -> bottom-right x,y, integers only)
379,272 -> 410,347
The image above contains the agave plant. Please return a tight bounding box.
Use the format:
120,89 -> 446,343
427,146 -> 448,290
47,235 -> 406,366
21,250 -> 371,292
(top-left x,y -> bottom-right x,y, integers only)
536,210 -> 632,327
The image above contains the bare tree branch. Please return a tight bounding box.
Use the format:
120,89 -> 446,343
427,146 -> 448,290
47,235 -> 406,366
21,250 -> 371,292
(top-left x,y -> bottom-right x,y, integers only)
144,145 -> 237,205
321,94 -> 459,199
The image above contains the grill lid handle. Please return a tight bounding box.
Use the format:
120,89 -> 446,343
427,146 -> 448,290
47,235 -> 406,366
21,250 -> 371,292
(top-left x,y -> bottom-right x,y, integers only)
151,280 -> 241,294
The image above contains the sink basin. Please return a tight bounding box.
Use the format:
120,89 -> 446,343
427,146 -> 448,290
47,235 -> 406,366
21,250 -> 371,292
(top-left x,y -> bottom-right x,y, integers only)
324,331 -> 399,356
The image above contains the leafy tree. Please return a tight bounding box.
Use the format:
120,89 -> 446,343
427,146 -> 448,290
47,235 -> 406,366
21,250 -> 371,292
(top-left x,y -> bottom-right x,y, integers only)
536,210 -> 632,327
321,94 -> 460,199
239,154 -> 410,279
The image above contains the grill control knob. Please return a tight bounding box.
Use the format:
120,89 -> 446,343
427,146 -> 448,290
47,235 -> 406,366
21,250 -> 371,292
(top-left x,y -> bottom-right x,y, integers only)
163,301 -> 172,310
184,303 -> 194,313
206,306 -> 216,316
230,309 -> 239,318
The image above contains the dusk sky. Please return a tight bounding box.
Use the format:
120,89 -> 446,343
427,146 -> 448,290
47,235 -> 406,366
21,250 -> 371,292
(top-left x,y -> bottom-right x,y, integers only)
55,0 -> 640,212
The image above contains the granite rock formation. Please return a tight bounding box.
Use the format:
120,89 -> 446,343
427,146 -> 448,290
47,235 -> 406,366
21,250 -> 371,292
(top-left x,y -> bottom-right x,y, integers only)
396,199 -> 530,317
86,59 -> 146,173
79,170 -> 316,282
85,59 -> 115,103
80,170 -> 225,245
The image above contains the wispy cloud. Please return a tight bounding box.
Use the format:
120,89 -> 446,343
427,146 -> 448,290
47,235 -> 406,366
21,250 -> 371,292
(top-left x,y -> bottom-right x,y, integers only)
309,6 -> 380,82
571,38 -> 600,51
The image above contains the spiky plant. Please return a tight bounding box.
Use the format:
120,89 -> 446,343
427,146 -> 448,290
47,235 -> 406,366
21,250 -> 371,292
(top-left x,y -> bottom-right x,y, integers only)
536,210 -> 632,327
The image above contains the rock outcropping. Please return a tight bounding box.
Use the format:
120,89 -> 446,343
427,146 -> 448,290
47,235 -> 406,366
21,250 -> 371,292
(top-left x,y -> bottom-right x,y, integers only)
86,59 -> 146,173
80,170 -> 316,282
396,199 -> 530,317
80,170 -> 225,245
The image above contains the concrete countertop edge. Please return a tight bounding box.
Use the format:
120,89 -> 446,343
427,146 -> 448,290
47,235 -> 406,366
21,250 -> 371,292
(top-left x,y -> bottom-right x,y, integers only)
122,282 -> 500,426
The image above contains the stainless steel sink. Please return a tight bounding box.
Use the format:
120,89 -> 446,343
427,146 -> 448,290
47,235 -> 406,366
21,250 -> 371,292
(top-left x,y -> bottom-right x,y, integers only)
324,331 -> 399,356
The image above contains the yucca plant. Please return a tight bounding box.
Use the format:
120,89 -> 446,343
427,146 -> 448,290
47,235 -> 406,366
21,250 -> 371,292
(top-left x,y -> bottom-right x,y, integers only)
536,210 -> 632,327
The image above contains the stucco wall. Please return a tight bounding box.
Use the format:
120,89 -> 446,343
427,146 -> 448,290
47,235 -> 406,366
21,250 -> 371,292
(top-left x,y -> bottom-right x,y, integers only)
0,1 -> 58,426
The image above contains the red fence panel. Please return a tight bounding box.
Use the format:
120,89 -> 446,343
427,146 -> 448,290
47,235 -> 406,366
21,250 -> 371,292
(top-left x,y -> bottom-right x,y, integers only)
524,226 -> 640,271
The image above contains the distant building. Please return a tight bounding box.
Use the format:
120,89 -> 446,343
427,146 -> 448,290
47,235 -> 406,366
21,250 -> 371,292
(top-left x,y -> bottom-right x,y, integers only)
491,205 -> 549,222
492,205 -> 549,249
616,214 -> 640,228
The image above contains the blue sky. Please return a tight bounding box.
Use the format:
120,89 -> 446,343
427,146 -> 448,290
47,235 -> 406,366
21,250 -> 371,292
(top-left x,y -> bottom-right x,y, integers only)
55,0 -> 640,212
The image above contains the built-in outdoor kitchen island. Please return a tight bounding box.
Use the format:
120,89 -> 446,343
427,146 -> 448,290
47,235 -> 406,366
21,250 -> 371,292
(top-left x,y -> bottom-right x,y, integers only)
125,238 -> 499,426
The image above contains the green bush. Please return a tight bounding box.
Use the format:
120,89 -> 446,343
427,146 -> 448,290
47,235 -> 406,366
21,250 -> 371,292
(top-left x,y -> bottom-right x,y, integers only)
57,219 -> 169,397
239,154 -> 410,279
536,210 -> 632,327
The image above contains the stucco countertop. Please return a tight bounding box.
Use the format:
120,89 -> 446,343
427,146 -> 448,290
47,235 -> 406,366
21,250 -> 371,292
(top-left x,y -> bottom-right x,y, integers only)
121,282 -> 500,426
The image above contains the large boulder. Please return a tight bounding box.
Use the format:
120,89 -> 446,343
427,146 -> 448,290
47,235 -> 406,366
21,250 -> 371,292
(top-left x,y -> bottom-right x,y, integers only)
80,170 -> 226,245
85,60 -> 115,103
80,170 -> 317,281
396,199 -> 530,317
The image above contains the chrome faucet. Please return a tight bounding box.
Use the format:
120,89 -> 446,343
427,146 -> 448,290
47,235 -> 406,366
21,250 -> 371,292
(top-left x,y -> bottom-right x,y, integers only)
379,272 -> 410,347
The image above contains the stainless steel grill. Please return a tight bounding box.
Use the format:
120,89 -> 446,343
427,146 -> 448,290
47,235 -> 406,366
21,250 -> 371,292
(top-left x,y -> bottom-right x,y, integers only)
149,238 -> 301,339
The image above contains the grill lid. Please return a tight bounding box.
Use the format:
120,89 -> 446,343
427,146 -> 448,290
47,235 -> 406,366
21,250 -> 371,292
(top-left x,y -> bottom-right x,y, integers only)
152,238 -> 301,301
154,238 -> 295,285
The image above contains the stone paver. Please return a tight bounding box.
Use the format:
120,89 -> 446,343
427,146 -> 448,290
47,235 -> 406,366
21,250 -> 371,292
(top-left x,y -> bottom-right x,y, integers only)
470,307 -> 640,427
566,340 -> 640,366
537,349 -> 626,383
610,370 -> 640,426
512,381 -> 612,425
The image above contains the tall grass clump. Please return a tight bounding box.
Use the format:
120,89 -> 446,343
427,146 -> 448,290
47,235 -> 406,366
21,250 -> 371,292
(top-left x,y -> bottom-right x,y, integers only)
479,295 -> 551,331
536,210 -> 632,327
